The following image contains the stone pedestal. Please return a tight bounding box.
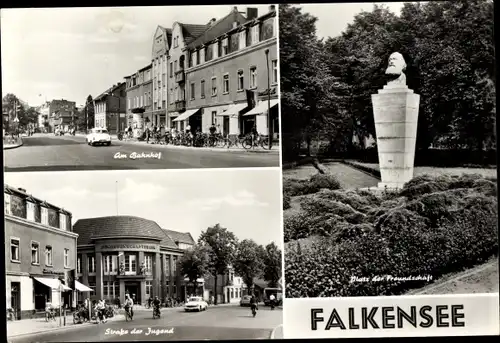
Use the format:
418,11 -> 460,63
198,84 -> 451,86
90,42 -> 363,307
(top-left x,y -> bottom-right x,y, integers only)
371,84 -> 420,189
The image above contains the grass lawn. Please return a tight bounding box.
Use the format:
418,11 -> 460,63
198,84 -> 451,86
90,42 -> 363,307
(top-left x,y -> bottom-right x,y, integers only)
346,160 -> 497,178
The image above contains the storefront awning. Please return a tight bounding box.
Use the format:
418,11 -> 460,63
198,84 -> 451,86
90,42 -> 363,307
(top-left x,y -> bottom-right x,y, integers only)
34,277 -> 72,291
243,99 -> 280,116
173,108 -> 200,122
75,280 -> 93,292
218,103 -> 248,117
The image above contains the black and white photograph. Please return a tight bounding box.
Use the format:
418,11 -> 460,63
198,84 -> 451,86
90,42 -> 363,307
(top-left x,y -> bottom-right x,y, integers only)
281,1 -> 498,298
2,4 -> 280,172
4,168 -> 284,342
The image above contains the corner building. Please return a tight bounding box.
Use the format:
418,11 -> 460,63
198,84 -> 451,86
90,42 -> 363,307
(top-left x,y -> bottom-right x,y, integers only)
4,185 -> 78,319
73,216 -> 196,305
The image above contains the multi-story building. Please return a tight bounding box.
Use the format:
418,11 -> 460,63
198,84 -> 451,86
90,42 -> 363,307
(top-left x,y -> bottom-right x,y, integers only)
4,184 -> 79,319
173,5 -> 279,138
47,99 -> 76,133
204,266 -> 246,304
93,83 -> 126,134
37,102 -> 50,132
124,64 -> 153,137
73,216 -> 198,305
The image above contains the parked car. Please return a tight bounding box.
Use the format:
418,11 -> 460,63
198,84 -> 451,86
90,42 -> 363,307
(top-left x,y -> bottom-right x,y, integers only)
86,128 -> 111,146
184,297 -> 208,312
240,295 -> 253,307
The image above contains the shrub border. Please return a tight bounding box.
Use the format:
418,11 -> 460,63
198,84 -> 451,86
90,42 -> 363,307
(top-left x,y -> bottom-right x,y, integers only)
342,160 -> 381,179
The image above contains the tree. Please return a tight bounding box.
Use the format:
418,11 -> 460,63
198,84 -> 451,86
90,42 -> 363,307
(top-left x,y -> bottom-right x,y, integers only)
233,240 -> 264,292
198,224 -> 238,305
180,245 -> 211,296
262,242 -> 282,288
2,93 -> 38,132
85,95 -> 95,131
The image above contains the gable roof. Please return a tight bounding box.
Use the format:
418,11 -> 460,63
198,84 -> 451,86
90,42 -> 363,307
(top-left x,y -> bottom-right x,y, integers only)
159,26 -> 173,46
163,229 -> 195,245
94,82 -> 125,102
4,184 -> 70,215
179,23 -> 209,45
187,9 -> 247,49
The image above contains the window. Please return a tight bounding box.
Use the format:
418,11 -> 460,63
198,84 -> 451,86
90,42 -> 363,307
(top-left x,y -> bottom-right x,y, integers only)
103,255 -> 118,274
213,42 -> 218,59
170,89 -> 174,104
59,213 -> 67,230
169,62 -> 173,77
201,80 -> 205,98
64,248 -> 69,268
239,30 -> 246,50
223,74 -> 229,94
211,111 -> 217,125
211,77 -> 217,96
200,49 -> 205,64
146,281 -> 152,297
222,38 -> 228,55
174,60 -> 177,73
5,194 -> 11,215
237,70 -> 244,91
205,45 -> 212,62
104,281 -> 118,298
251,24 -> 260,44
10,238 -> 20,262
196,50 -> 200,65
45,246 -> 53,266
145,255 -> 152,273
77,255 -> 81,273
175,35 -> 179,47
27,201 -> 35,221
89,283 -> 96,295
88,255 -> 96,274
125,254 -> 137,273
190,82 -> 195,100
173,256 -> 177,273
140,96 -> 143,107
31,241 -> 40,265
127,98 -> 131,110
272,60 -> 278,84
250,66 -> 257,89
162,100 -> 166,109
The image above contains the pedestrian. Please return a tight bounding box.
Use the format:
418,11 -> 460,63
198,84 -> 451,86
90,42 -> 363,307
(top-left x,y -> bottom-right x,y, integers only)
146,127 -> 150,144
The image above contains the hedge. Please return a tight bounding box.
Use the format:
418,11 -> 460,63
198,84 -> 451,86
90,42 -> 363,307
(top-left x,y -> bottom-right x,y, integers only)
284,173 -> 498,297
283,173 -> 341,197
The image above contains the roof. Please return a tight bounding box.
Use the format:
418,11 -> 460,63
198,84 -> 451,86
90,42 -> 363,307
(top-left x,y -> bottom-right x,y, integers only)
163,229 -> 195,245
94,82 -> 125,101
138,63 -> 152,72
180,23 -> 209,45
4,184 -> 71,214
159,26 -> 173,46
188,8 -> 247,49
73,215 -> 184,250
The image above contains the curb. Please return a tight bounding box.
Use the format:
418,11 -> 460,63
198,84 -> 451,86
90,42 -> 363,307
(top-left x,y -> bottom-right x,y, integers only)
341,160 -> 381,179
270,324 -> 283,339
3,139 -> 23,150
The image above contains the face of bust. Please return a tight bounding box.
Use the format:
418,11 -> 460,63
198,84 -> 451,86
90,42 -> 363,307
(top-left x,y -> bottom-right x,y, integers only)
385,52 -> 406,75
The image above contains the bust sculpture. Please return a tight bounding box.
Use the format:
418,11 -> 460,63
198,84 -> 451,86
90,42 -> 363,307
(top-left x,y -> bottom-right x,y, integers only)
385,52 -> 407,86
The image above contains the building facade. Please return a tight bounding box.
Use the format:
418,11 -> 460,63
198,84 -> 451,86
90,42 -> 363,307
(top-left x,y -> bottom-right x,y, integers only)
124,64 -> 153,137
150,26 -> 172,128
93,83 -> 126,134
73,216 -> 197,305
204,266 -> 246,304
4,185 -> 78,319
37,102 -> 50,132
176,5 -> 279,137
47,99 -> 76,133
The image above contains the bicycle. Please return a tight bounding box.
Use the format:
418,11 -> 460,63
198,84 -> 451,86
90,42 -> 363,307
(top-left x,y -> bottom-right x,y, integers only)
251,304 -> 258,317
45,308 -> 56,322
152,306 -> 161,319
242,134 -> 270,150
124,306 -> 133,322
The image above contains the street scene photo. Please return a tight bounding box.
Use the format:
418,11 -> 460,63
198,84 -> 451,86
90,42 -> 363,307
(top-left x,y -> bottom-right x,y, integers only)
281,2 -> 497,297
2,5 -> 280,171
5,168 -> 283,341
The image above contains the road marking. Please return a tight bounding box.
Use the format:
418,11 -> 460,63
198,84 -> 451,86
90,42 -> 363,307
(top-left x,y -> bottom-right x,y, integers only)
270,324 -> 283,339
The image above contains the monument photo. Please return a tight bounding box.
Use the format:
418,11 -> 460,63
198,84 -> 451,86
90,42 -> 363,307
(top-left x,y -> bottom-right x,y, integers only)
280,1 -> 497,298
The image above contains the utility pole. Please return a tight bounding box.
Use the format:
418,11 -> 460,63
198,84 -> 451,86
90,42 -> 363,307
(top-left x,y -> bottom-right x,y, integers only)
265,49 -> 273,150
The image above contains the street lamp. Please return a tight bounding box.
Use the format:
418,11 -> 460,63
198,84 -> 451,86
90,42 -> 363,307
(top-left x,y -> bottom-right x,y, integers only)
265,48 -> 272,150
105,91 -> 121,135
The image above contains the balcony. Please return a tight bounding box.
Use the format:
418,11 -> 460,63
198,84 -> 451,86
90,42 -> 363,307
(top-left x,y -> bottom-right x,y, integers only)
174,100 -> 186,112
175,70 -> 185,83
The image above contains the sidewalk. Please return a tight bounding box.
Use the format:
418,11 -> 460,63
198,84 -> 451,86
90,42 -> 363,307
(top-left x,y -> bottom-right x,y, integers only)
3,136 -> 23,150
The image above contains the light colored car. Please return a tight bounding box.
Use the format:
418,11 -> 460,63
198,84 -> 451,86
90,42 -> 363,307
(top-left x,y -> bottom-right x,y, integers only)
184,297 -> 208,312
87,128 -> 111,146
240,295 -> 252,307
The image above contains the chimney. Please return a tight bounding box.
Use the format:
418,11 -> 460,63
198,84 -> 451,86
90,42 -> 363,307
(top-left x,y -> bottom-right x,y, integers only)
18,188 -> 26,193
246,8 -> 258,21
269,5 -> 276,12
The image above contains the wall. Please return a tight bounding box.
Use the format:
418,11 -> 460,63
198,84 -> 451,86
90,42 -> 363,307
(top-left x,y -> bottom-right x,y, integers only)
185,38 -> 277,110
167,22 -> 188,116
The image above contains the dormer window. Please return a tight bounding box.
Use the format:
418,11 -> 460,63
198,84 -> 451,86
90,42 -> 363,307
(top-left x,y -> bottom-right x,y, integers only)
41,206 -> 49,225
60,213 -> 67,230
4,193 -> 12,215
222,38 -> 229,56
251,24 -> 260,45
27,201 -> 35,221
239,30 -> 246,50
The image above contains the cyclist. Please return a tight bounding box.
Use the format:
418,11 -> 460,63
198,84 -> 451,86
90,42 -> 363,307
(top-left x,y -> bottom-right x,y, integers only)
124,294 -> 134,320
209,123 -> 217,136
152,296 -> 161,317
269,294 -> 276,310
250,126 -> 259,145
250,294 -> 258,317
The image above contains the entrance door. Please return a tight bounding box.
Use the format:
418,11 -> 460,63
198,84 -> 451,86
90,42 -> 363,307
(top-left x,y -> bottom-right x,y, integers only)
223,117 -> 229,136
11,282 -> 21,320
125,282 -> 140,305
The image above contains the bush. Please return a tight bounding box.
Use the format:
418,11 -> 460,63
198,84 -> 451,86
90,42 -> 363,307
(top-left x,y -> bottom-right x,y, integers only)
285,173 -> 498,297
309,173 -> 342,191
283,194 -> 291,210
283,212 -> 314,242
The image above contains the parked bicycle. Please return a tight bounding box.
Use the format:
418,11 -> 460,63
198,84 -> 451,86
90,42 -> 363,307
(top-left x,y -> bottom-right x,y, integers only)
242,133 -> 270,150
45,307 -> 56,322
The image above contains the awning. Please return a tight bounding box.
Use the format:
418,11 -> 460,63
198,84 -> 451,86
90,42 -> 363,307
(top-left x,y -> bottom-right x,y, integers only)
184,278 -> 205,283
218,103 -> 248,117
34,277 -> 72,291
74,280 -> 93,292
243,99 -> 280,116
173,108 -> 200,122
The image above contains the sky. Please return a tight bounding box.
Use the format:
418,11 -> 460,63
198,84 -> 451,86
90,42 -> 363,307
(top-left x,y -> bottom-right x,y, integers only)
4,168 -> 283,250
297,2 -> 407,40
0,4 -> 271,107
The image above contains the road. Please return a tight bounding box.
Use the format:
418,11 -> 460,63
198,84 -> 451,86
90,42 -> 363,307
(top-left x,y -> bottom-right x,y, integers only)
3,134 -> 279,171
8,305 -> 282,342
